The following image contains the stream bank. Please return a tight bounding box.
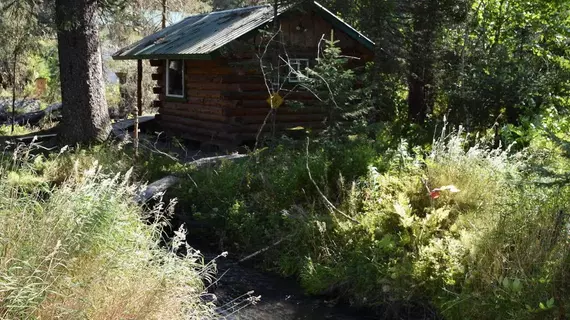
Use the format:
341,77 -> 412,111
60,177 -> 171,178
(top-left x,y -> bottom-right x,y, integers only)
167,207 -> 439,320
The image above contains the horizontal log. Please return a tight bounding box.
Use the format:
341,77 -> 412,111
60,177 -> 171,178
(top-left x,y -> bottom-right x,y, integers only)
239,100 -> 273,108
187,67 -> 235,75
1,103 -> 62,127
153,86 -> 163,94
159,108 -> 229,123
226,107 -> 326,116
157,121 -> 237,141
190,154 -> 248,167
187,83 -> 240,91
187,74 -> 264,84
158,115 -> 319,142
239,83 -> 268,91
151,73 -> 163,81
186,83 -> 267,92
185,59 -> 226,68
160,114 -> 229,131
224,91 -> 318,101
231,113 -> 326,125
153,100 -> 162,109
188,89 -> 223,99
163,102 -> 226,115
231,121 -> 326,134
187,97 -> 238,108
235,128 -> 324,141
137,175 -> 180,203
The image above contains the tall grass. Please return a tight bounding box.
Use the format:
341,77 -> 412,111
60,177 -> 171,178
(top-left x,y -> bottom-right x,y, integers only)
0,145 -> 214,319
180,131 -> 570,319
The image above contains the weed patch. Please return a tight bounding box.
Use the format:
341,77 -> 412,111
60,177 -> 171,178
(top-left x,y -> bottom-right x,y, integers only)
0,145 -> 214,319
179,133 -> 570,319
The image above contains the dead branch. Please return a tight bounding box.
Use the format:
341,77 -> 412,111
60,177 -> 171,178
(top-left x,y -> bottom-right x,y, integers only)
305,137 -> 360,224
237,235 -> 293,264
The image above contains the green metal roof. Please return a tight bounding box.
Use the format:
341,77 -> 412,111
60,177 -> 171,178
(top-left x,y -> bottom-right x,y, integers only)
112,1 -> 374,60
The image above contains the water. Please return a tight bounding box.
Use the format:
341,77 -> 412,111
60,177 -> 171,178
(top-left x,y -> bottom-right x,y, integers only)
169,201 -> 438,320
205,255 -> 378,320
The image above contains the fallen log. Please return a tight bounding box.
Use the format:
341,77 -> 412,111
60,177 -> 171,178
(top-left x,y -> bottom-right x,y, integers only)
112,115 -> 155,140
137,153 -> 248,203
137,175 -> 180,203
187,153 -> 247,167
6,103 -> 62,126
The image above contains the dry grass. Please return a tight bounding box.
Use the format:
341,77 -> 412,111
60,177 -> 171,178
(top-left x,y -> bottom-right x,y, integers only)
0,145 -> 215,319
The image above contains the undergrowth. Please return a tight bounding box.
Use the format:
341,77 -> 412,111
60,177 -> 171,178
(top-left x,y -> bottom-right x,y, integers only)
0,144 -> 215,319
176,130 -> 570,320
0,124 -> 35,136
4,126 -> 568,319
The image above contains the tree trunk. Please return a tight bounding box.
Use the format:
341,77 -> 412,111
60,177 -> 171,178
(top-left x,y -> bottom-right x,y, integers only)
407,1 -> 437,125
161,0 -> 167,29
55,0 -> 111,145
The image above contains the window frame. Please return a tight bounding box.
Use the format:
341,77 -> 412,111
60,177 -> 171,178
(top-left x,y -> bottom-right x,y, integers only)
288,58 -> 310,83
165,59 -> 185,98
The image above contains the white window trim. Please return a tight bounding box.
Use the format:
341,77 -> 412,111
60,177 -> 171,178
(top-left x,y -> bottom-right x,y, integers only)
288,58 -> 310,83
166,59 -> 185,98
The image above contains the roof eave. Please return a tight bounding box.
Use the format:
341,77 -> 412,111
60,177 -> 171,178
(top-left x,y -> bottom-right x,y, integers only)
311,1 -> 375,52
112,53 -> 213,61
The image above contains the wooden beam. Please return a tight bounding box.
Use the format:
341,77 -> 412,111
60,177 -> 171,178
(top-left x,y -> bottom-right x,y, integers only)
135,59 -> 142,156
150,59 -> 164,67
158,107 -> 229,122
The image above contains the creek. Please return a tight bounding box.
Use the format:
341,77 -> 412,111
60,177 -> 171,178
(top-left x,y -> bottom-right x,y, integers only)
201,252 -> 378,320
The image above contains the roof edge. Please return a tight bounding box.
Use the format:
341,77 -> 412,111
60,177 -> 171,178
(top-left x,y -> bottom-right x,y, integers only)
311,1 -> 375,52
113,53 -> 213,61
112,1 -> 374,60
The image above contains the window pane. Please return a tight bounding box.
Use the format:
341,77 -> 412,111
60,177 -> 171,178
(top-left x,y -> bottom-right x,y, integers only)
288,59 -> 309,83
167,60 -> 184,96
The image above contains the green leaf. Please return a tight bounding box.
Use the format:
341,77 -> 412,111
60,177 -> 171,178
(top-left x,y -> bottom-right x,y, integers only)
547,298 -> 555,308
502,277 -> 511,290
511,278 -> 522,293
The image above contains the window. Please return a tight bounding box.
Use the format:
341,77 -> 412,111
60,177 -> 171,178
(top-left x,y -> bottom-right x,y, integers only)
288,59 -> 310,83
166,59 -> 184,97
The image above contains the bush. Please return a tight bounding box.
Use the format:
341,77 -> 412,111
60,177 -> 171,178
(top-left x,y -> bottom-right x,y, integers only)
0,146 -> 214,319
182,130 -> 570,319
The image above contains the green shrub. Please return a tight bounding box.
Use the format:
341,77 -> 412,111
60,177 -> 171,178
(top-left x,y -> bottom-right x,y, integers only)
0,124 -> 34,136
181,130 -> 570,319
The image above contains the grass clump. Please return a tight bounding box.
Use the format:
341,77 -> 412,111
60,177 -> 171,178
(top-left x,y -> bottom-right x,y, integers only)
0,124 -> 35,136
0,147 -> 214,319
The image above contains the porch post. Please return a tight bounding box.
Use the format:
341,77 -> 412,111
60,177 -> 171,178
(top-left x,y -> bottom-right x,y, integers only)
135,59 -> 142,156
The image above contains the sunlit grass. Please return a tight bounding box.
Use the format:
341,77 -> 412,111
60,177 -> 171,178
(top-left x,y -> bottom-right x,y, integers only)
0,145 -> 216,319
0,124 -> 34,136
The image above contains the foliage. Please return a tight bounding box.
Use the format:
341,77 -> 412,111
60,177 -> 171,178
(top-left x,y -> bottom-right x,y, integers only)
442,0 -> 570,133
301,32 -> 370,141
177,127 -> 570,319
0,0 -> 45,104
0,145 -> 215,319
319,0 -> 570,136
0,124 -> 34,136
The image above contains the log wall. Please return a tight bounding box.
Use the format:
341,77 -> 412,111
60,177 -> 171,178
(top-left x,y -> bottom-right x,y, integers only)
153,7 -> 373,149
154,58 -> 327,148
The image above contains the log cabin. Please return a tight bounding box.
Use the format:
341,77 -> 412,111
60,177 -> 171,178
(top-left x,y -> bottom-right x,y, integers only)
113,1 -> 374,149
